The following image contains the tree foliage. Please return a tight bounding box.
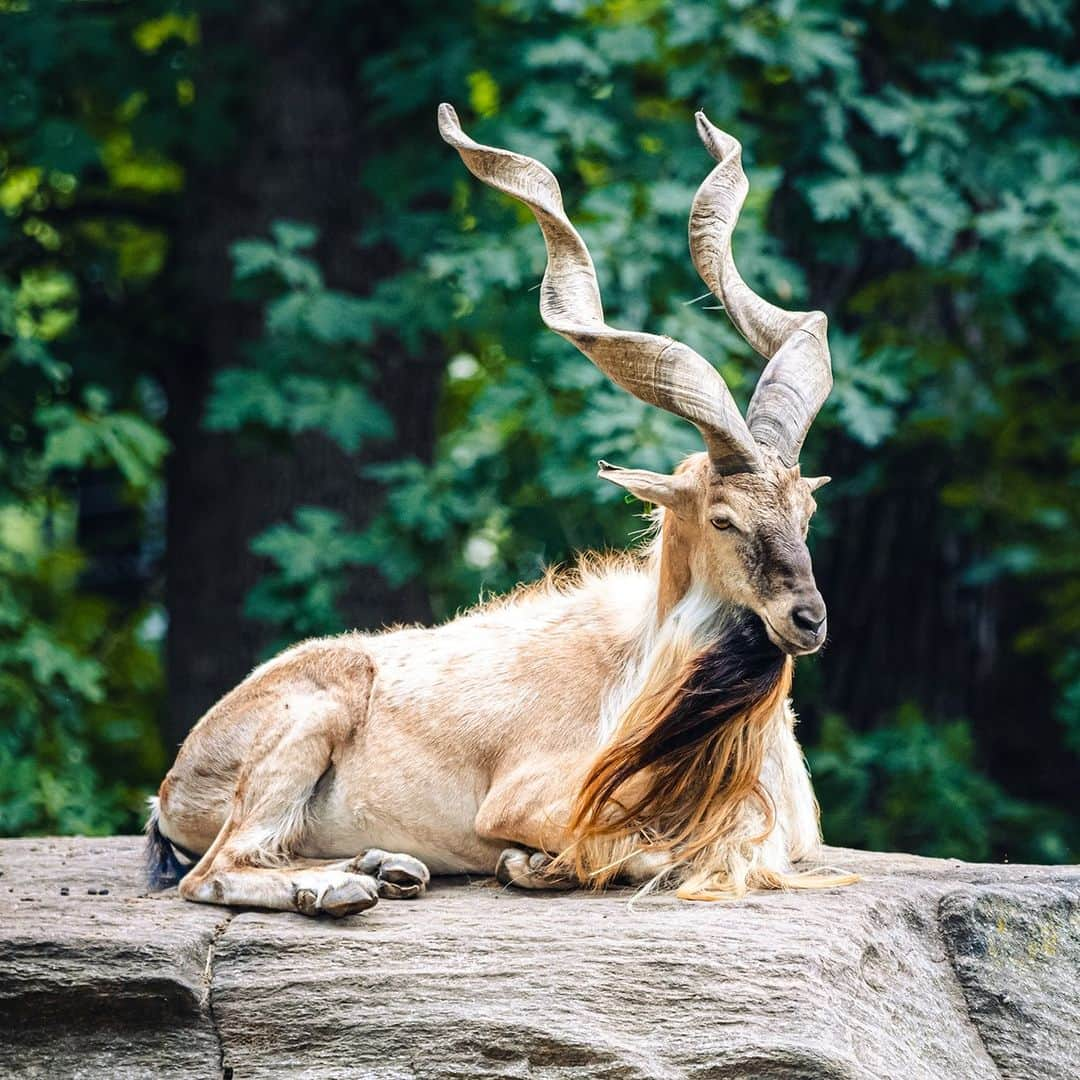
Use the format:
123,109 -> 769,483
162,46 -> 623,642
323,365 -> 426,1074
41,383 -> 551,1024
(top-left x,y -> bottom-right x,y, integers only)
1,0 -> 1077,857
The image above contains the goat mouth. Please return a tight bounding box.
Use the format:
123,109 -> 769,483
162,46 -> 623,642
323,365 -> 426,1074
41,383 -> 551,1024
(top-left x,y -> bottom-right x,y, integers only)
761,615 -> 823,657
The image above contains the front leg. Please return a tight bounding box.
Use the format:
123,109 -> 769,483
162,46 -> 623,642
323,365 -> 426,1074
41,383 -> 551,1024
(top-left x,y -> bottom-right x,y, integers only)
476,770 -> 682,894
476,762 -> 682,894
494,844 -> 676,892
475,762 -> 583,892
476,761 -> 677,893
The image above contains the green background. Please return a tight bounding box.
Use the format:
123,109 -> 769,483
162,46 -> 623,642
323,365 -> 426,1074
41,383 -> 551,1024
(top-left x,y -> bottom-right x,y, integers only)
1,0 -> 1077,863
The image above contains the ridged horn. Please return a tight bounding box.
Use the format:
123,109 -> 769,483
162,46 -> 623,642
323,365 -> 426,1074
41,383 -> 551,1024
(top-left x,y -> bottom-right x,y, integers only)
689,111 -> 832,467
438,103 -> 762,476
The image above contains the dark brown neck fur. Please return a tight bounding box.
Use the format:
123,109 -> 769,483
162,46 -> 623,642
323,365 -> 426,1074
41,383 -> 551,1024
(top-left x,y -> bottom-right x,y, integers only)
568,610 -> 790,870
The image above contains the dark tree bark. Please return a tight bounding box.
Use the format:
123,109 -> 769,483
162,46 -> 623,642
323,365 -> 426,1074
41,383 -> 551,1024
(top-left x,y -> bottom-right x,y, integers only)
160,7 -> 439,752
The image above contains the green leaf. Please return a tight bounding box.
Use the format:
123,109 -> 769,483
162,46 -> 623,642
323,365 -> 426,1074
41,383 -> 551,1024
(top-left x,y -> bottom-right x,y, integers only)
270,220 -> 319,251
36,398 -> 168,488
230,239 -> 280,280
206,370 -> 392,452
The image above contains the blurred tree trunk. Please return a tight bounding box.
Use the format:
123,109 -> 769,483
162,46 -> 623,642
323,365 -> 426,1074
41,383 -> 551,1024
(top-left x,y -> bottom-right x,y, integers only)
789,215 -> 1077,813
160,7 -> 439,752
805,446 -> 1070,808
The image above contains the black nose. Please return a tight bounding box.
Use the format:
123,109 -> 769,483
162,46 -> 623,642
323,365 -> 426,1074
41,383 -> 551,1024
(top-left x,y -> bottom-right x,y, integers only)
791,602 -> 826,635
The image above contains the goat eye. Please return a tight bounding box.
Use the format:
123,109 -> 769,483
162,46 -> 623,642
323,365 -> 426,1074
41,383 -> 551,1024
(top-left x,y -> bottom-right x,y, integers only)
711,517 -> 732,531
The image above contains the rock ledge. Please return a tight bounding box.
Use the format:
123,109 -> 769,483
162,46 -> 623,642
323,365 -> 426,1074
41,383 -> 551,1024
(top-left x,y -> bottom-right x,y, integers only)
1,838 -> 1077,1078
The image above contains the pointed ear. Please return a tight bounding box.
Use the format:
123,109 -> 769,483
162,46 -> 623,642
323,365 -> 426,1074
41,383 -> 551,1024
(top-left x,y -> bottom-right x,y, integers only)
597,461 -> 698,515
804,475 -> 831,493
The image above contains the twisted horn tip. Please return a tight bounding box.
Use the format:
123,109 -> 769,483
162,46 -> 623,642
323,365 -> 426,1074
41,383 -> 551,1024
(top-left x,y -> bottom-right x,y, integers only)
694,110 -> 740,165
437,102 -> 462,141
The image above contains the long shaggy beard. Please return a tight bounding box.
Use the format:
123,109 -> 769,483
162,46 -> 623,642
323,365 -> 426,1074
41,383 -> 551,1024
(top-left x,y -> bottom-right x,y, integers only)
556,610 -> 797,898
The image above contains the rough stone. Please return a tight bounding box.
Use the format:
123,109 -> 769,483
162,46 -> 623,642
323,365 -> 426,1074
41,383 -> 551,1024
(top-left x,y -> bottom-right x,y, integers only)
0,838 -> 1076,1078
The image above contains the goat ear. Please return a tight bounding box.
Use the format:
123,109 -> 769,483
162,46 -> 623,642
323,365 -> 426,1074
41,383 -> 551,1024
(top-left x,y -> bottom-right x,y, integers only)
804,475 -> 831,492
597,461 -> 697,515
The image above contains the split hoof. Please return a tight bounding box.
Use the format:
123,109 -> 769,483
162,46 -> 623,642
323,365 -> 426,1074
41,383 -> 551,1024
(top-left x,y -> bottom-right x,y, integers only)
350,850 -> 430,900
294,872 -> 379,918
321,878 -> 380,917
496,847 -> 529,886
496,847 -> 575,891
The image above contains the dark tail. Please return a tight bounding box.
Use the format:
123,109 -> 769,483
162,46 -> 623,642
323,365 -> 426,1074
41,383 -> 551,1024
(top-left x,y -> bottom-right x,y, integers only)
144,797 -> 192,890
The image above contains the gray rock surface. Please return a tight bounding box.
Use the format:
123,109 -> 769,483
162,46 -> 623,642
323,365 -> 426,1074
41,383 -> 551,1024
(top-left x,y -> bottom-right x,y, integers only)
0,837 -> 1076,1078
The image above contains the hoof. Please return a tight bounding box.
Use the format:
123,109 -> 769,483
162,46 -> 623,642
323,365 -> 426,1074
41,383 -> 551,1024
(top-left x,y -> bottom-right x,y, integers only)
496,847 -> 530,886
294,872 -> 379,917
497,847 -> 575,891
321,877 -> 379,917
295,887 -> 319,916
377,880 -> 424,900
351,850 -> 430,900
